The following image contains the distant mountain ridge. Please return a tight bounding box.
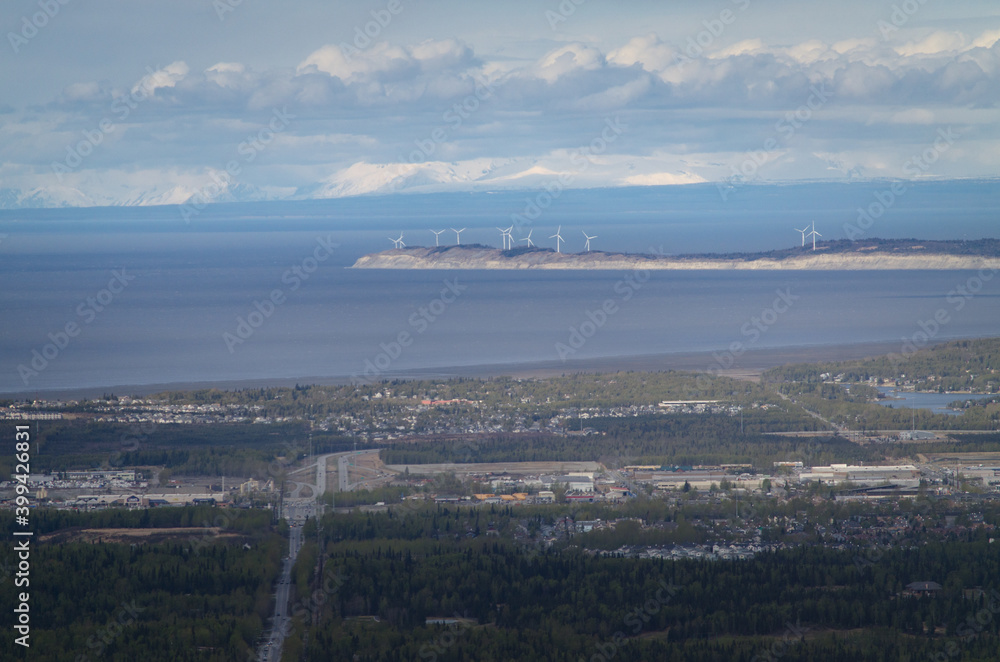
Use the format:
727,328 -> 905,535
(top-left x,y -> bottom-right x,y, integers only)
352,239 -> 1000,270
0,156 -> 707,209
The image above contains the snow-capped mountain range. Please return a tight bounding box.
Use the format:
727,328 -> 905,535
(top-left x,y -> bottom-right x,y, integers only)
0,158 -> 706,209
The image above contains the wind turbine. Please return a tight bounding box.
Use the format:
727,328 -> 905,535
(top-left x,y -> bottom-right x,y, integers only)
549,226 -> 565,253
807,222 -> 821,251
794,227 -> 808,247
452,228 -> 466,245
496,227 -> 508,250
521,229 -> 535,247
389,233 -> 405,249
431,229 -> 445,246
582,231 -> 597,252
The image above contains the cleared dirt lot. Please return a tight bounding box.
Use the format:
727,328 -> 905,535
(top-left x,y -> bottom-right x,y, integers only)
923,451 -> 1000,464
40,527 -> 241,544
384,461 -> 603,475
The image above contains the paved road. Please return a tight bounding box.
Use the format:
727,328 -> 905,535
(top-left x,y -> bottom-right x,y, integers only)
256,519 -> 304,661
255,450 -> 379,659
338,451 -> 385,492
256,483 -> 320,659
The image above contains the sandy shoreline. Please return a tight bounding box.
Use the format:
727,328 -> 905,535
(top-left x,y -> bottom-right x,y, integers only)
353,246 -> 1000,271
3,339 -> 916,400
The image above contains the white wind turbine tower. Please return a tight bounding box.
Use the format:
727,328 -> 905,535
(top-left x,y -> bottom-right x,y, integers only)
807,222 -> 821,251
389,233 -> 405,249
794,226 -> 808,247
452,228 -> 466,245
521,229 -> 535,247
496,227 -> 509,250
549,225 -> 565,253
582,231 -> 597,252
431,229 -> 445,246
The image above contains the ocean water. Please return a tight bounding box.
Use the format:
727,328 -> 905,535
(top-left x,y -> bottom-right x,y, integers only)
875,387 -> 994,416
1,184 -> 998,394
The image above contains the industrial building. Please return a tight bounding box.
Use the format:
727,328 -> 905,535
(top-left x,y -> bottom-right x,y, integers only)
959,467 -> 1000,490
799,464 -> 920,487
541,474 -> 594,492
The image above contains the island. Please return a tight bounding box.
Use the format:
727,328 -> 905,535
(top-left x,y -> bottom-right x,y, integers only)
351,238 -> 1000,270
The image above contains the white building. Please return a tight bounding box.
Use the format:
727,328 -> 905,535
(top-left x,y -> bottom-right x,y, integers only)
541,475 -> 594,492
799,464 -> 920,486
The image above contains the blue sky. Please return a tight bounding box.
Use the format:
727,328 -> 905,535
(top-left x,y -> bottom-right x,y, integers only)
2,0 -> 999,206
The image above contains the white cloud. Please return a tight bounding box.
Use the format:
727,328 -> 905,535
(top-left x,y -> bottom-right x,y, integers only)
297,42 -> 413,80
895,31 -> 967,57
297,39 -> 474,82
971,29 -> 1000,49
713,38 -> 767,58
573,77 -> 651,111
410,39 -> 475,69
205,62 -> 248,90
7,25 -> 1000,208
134,61 -> 189,95
532,43 -> 605,82
782,39 -> 836,65
607,34 -> 676,72
831,38 -> 877,55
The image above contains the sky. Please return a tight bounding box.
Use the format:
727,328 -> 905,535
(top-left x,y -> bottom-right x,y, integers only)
2,0 -> 999,207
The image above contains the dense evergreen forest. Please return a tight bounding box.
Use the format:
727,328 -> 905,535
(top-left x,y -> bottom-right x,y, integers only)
0,508 -> 281,661
0,420 -> 364,478
281,504 -> 1000,662
381,415 -> 875,469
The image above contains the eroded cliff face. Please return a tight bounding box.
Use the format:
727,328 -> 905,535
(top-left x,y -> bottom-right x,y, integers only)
351,246 -> 1000,270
